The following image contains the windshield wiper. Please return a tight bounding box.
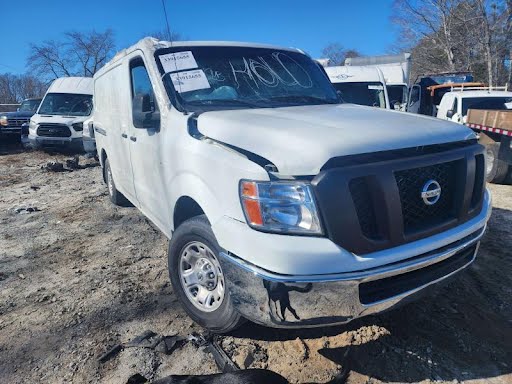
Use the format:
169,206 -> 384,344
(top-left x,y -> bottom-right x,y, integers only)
268,95 -> 339,105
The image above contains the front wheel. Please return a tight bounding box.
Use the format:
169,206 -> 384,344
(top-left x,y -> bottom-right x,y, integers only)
168,215 -> 243,333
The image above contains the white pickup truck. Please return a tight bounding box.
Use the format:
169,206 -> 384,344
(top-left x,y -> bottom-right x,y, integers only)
437,89 -> 512,124
93,38 -> 491,333
437,89 -> 512,182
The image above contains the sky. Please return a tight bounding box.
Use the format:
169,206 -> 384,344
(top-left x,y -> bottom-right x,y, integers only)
0,0 -> 398,75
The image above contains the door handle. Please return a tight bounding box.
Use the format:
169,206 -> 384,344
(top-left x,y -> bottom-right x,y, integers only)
130,136 -> 137,142
121,133 -> 128,138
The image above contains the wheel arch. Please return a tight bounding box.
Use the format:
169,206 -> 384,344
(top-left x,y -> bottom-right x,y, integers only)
173,196 -> 206,230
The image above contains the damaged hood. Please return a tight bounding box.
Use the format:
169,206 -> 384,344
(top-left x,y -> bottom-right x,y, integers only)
197,104 -> 476,175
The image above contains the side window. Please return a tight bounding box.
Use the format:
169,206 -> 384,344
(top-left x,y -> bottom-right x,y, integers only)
452,97 -> 458,113
130,59 -> 160,129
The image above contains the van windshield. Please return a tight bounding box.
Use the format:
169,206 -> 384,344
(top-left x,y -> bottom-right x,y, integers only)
38,93 -> 93,116
462,96 -> 512,116
332,82 -> 387,108
155,46 -> 339,111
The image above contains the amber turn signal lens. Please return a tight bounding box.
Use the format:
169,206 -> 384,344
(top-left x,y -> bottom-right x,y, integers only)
242,199 -> 263,225
241,181 -> 258,198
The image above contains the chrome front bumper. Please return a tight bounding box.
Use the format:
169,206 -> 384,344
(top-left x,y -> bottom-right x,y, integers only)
218,226 -> 485,328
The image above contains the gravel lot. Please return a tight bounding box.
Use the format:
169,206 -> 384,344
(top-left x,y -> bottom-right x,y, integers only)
1,138 -> 511,384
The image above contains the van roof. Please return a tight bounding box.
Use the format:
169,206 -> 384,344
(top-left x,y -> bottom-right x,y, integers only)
324,66 -> 385,84
97,37 -> 303,77
47,77 -> 94,95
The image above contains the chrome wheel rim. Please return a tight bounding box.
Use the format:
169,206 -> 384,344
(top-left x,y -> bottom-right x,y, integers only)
486,147 -> 495,176
179,241 -> 225,312
107,166 -> 114,197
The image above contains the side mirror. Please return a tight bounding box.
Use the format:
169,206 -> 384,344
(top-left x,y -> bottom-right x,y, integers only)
446,109 -> 454,118
132,93 -> 160,130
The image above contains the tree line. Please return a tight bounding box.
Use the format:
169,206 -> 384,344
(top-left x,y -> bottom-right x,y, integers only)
392,0 -> 512,86
318,0 -> 511,88
0,29 -> 116,105
0,29 -> 176,105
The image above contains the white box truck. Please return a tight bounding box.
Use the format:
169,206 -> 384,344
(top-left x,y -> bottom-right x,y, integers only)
324,65 -> 390,109
345,53 -> 411,111
93,38 -> 490,333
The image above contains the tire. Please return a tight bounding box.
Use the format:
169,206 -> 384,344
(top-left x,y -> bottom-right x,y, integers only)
485,143 -> 509,184
104,158 -> 131,206
168,215 -> 243,333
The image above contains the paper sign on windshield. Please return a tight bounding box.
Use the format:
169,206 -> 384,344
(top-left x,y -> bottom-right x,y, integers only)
159,51 -> 198,73
368,85 -> 384,90
171,70 -> 211,93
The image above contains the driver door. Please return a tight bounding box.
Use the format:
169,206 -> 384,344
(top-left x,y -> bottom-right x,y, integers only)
126,54 -> 167,229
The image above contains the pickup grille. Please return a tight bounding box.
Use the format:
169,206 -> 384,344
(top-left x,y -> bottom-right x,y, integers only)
37,124 -> 71,137
7,118 -> 30,128
313,142 -> 485,254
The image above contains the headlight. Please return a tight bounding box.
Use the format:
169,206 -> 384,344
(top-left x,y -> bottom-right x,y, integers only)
240,180 -> 323,235
29,120 -> 36,133
72,122 -> 83,131
0,116 -> 8,126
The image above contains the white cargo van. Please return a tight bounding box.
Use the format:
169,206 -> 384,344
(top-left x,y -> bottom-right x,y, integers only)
325,66 -> 390,109
94,38 -> 490,333
29,77 -> 93,151
82,116 -> 96,156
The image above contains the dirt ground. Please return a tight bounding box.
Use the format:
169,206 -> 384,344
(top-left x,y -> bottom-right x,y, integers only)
1,138 -> 511,384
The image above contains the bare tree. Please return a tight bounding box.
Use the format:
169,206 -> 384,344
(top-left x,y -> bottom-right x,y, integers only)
65,30 -> 116,77
471,0 -> 511,86
27,29 -> 115,80
508,0 -> 512,85
391,0 -> 475,72
0,73 -> 46,104
391,0 -> 512,85
321,43 -> 362,66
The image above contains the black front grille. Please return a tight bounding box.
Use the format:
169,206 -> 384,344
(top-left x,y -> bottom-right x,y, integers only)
395,161 -> 458,234
37,124 -> 71,137
313,143 -> 485,255
349,177 -> 379,239
8,118 -> 29,128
